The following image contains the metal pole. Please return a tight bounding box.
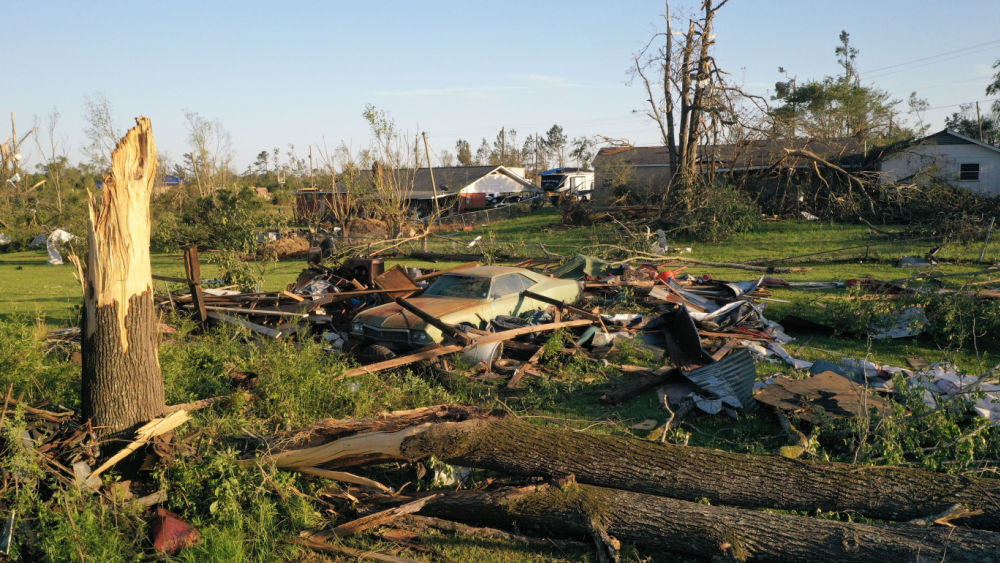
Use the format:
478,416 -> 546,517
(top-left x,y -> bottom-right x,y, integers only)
979,217 -> 995,263
422,132 -> 440,220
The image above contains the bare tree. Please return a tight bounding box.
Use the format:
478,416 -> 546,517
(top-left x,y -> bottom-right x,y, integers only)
183,111 -> 234,196
34,107 -> 68,215
631,0 -> 765,204
362,104 -> 416,237
82,93 -> 122,170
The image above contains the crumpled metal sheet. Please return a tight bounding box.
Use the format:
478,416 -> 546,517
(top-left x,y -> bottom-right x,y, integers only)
681,349 -> 757,412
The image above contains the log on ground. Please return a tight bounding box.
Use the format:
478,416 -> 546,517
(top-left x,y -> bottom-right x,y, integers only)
262,409 -> 1000,530
416,482 -> 1000,562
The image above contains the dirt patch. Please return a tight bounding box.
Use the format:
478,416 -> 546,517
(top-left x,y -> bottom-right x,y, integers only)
258,235 -> 311,259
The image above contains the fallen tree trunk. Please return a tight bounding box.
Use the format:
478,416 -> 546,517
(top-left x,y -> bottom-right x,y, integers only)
261,407 -> 1000,530
416,482 -> 1000,562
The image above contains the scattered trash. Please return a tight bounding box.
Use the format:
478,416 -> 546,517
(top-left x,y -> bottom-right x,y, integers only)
151,507 -> 201,555
897,255 -> 936,268
45,228 -> 74,265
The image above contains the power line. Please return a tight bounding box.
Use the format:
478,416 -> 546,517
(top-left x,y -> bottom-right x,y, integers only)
863,39 -> 1000,77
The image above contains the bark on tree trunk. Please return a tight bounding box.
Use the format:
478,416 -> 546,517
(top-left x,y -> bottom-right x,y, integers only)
81,117 -> 165,437
264,409 -> 1000,531
399,418 -> 1000,531
416,482 -> 1000,562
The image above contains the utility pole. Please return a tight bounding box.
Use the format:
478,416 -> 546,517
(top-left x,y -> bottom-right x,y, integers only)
500,127 -> 506,165
308,145 -> 314,189
976,102 -> 984,143
422,132 -> 440,219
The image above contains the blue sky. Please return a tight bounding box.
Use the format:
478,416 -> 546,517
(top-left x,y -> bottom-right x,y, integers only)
5,0 -> 999,170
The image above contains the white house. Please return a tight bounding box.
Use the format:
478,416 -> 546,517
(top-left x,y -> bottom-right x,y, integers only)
880,129 -> 1000,196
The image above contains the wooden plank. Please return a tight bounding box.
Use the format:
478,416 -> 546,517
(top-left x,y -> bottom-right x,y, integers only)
184,246 -> 207,323
375,265 -> 421,300
470,319 -> 593,346
413,261 -> 479,282
151,274 -> 191,284
207,311 -> 282,338
522,290 -> 601,322
340,344 -> 465,379
204,305 -> 307,318
281,290 -> 305,302
395,298 -> 471,344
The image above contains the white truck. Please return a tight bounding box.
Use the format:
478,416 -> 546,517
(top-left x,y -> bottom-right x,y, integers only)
539,167 -> 594,204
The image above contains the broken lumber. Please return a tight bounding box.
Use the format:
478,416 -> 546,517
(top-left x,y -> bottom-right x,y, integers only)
305,495 -> 441,542
416,482 -> 1000,562
600,366 -> 677,404
340,345 -> 465,379
262,409 -> 1000,531
394,298 -> 471,344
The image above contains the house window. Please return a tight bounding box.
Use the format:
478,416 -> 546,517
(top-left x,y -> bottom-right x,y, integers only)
960,163 -> 980,181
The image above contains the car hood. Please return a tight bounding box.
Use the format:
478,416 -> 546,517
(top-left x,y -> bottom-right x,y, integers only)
355,297 -> 484,330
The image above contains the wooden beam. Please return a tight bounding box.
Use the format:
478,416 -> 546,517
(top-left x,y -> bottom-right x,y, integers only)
413,262 -> 479,282
183,246 -> 207,324
340,344 -> 465,379
395,298 -> 471,344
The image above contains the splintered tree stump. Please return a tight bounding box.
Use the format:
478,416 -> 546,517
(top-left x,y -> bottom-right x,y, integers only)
417,483 -> 1000,562
82,117 -> 165,437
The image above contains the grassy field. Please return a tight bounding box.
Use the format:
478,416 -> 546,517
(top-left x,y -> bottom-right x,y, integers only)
1,210 -> 999,560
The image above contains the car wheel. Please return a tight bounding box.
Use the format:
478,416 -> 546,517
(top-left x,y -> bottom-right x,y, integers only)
361,344 -> 396,363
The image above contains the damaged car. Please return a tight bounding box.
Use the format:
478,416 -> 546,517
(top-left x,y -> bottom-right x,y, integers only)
351,265 -> 582,354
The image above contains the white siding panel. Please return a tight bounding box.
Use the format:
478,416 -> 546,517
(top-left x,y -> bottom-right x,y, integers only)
461,172 -> 536,195
880,143 -> 1000,196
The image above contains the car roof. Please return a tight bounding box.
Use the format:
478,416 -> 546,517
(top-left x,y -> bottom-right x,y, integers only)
443,265 -> 544,279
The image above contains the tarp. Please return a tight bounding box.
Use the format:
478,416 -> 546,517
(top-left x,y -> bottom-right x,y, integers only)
552,254 -> 614,280
46,229 -> 74,265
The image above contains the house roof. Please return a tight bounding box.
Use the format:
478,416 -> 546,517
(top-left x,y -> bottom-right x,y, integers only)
361,165 -> 539,199
294,165 -> 541,200
592,137 -> 865,171
917,129 -> 1000,155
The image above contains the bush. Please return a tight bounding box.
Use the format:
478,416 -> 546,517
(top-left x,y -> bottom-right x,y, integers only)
666,183 -> 762,242
151,188 -> 269,252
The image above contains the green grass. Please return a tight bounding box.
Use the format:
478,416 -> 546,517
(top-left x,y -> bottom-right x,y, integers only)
2,212 -> 1000,560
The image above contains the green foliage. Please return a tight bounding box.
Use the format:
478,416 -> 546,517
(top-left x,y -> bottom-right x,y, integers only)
0,317 -> 78,407
162,449 -> 316,562
151,187 -> 267,252
920,291 -> 1000,349
207,250 -> 263,292
669,183 -> 762,242
814,374 -> 999,473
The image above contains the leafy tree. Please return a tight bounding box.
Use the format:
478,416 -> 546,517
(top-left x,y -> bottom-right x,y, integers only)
489,127 -> 522,166
945,105 -> 999,146
455,139 -> 473,166
570,136 -> 594,168
942,58 -> 1000,146
770,31 -> 902,141
544,124 -> 567,167
988,58 -> 1000,113
521,133 -> 548,174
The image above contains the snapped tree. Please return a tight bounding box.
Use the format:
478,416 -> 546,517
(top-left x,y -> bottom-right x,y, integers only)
81,116 -> 166,437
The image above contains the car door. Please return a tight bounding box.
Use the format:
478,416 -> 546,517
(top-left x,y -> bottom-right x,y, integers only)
487,273 -> 539,317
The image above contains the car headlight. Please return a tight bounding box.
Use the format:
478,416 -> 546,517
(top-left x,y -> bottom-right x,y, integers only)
411,330 -> 433,344
351,321 -> 363,334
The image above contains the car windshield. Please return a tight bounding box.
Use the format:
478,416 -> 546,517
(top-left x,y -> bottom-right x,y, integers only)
423,274 -> 491,298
